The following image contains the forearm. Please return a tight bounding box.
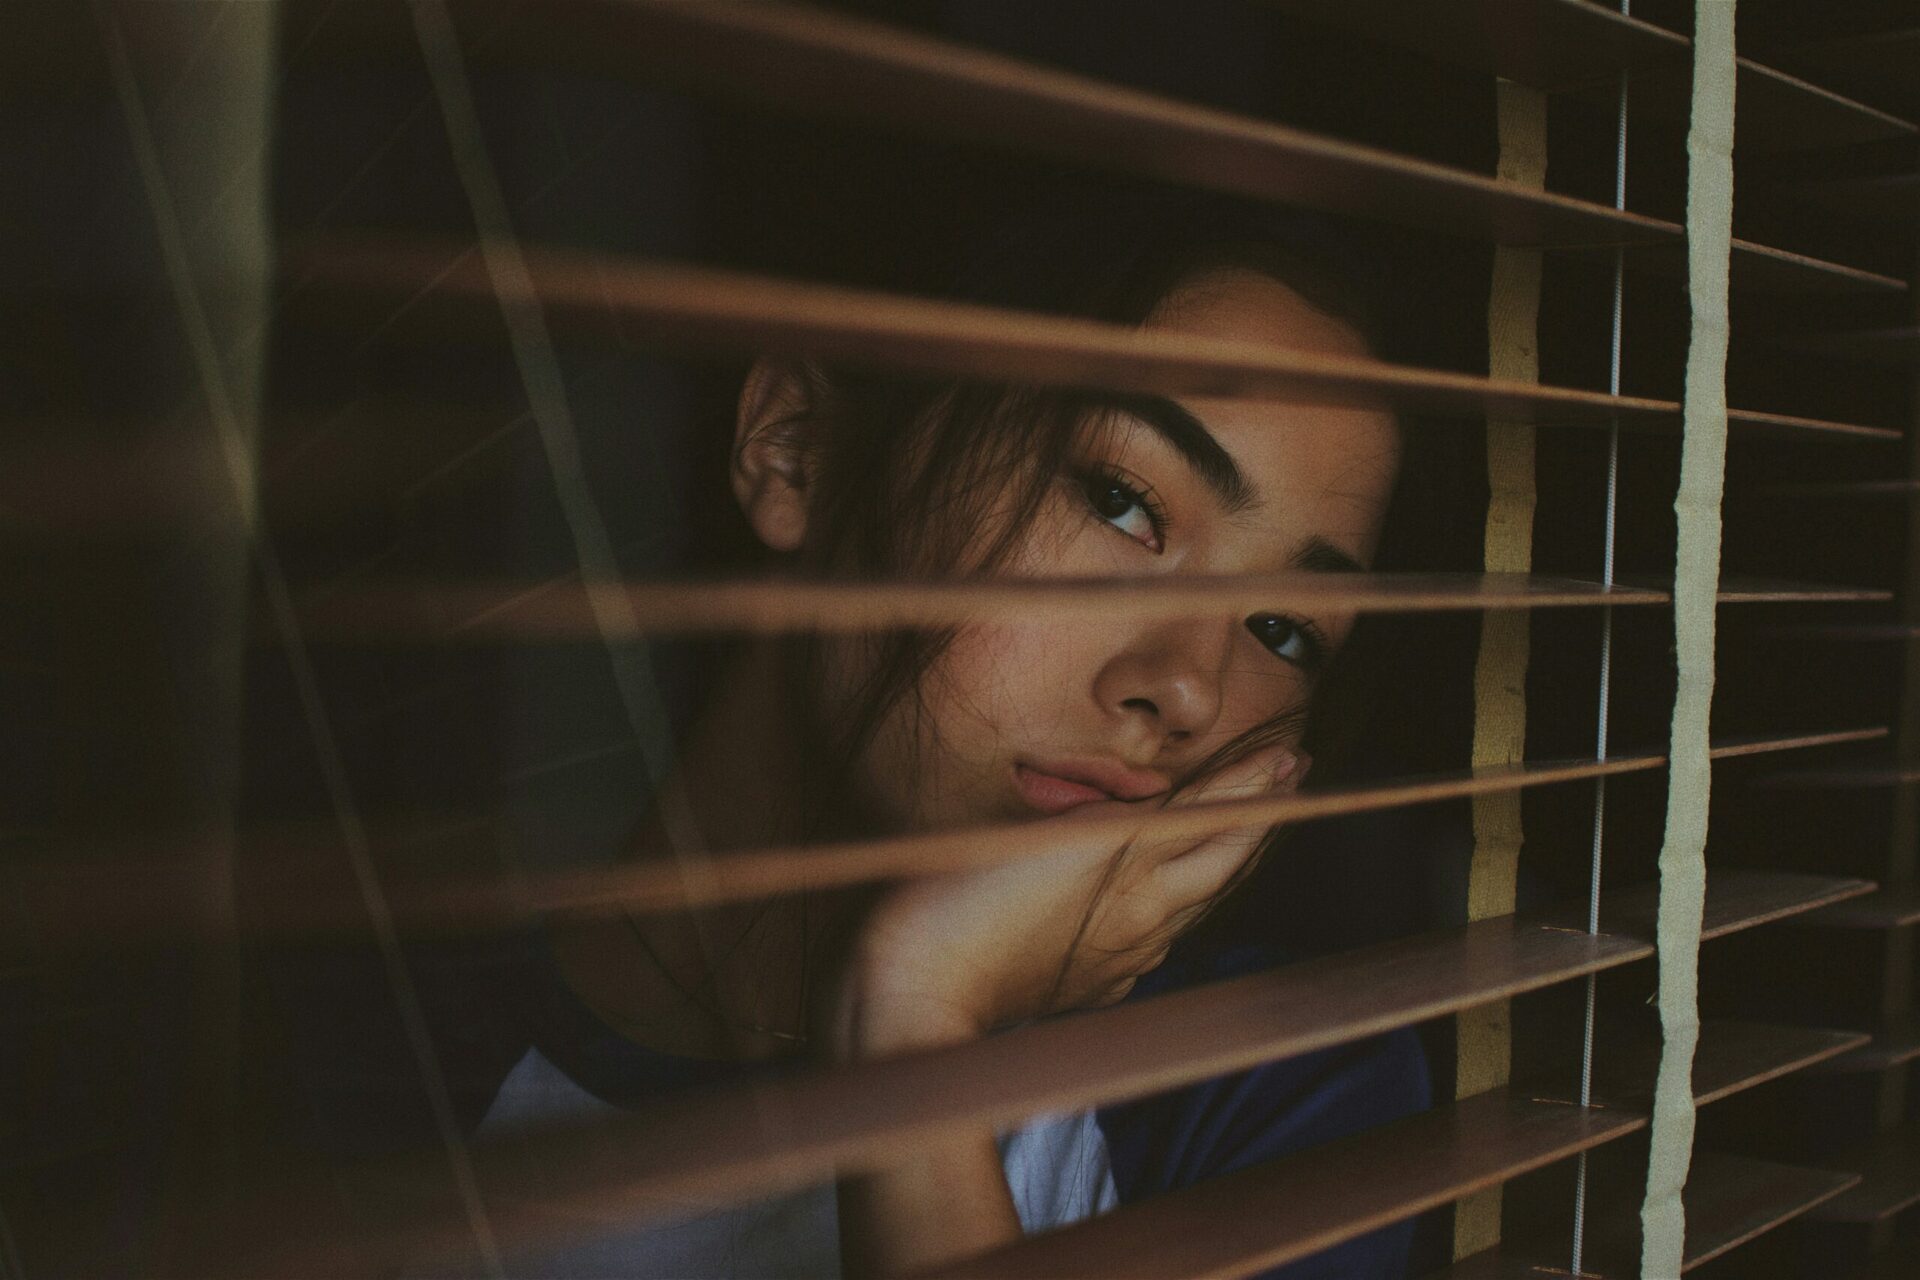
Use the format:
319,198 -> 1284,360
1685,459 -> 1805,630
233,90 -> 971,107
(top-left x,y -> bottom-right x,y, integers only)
837,1128 -> 1021,1279
825,992 -> 1022,1278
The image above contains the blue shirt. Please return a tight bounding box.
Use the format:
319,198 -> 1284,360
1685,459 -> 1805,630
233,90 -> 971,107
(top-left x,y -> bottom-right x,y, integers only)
449,936 -> 1430,1278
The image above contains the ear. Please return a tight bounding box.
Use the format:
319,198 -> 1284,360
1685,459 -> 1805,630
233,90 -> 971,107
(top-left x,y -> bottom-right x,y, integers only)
731,360 -> 817,554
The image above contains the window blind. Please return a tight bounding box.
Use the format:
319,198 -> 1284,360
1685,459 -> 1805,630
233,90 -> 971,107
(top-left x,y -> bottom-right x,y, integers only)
6,1 -> 1917,1277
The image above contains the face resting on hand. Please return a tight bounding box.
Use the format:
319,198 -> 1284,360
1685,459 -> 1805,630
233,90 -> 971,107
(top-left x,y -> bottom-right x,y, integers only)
739,268 -> 1402,835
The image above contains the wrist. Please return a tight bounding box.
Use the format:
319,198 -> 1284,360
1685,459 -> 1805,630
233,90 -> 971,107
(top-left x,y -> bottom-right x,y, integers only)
821,951 -> 987,1064
844,1000 -> 983,1060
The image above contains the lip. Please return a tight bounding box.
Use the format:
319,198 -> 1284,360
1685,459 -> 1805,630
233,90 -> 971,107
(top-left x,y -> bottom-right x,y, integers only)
1013,757 -> 1169,815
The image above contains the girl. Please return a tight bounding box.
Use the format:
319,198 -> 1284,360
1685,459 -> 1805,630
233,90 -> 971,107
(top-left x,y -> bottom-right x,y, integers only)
475,195 -> 1432,1278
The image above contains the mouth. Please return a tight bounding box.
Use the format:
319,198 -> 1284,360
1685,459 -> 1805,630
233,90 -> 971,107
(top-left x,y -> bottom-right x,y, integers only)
1012,759 -> 1168,815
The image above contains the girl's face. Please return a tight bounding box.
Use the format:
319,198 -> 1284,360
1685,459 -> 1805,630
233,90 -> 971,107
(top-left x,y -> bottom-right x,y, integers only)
741,268 -> 1401,833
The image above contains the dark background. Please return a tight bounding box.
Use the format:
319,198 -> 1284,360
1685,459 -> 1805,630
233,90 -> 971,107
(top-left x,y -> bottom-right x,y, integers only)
3,1 -> 1912,1275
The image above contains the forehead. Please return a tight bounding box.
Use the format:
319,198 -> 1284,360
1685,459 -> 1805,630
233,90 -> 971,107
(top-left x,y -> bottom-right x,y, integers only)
1148,266 -> 1374,359
1142,269 -> 1402,558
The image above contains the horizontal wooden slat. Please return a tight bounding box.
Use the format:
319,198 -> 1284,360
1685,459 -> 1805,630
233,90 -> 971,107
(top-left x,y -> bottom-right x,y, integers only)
515,733 -> 1883,917
1613,237 -> 1906,295
1666,61 -> 1917,153
1768,28 -> 1920,120
293,574 -> 1661,641
1723,409 -> 1902,443
233,872 -> 1868,1275
8,732 -> 1883,946
1659,577 -> 1890,604
1809,1140 -> 1920,1223
919,1021 -> 1866,1280
1689,1024 -> 1873,1107
1712,729 -> 1891,761
1585,60 -> 1916,159
282,574 -> 1890,644
1261,0 -> 1917,152
1614,1153 -> 1859,1272
408,0 -> 1902,293
923,1093 -> 1639,1280
291,237 -> 1668,423
290,237 -> 1904,442
450,0 -> 1672,249
1485,1152 -> 1858,1277
1809,1030 -> 1920,1076
0,403 -> 525,534
257,919 -> 1647,1273
26,410 -> 1890,539
0,758 -> 1745,943
1582,1020 -> 1870,1108
1794,888 -> 1920,929
1578,869 -> 1877,943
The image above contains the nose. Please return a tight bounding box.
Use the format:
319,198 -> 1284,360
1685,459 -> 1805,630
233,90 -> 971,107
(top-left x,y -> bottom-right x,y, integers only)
1092,616 -> 1233,750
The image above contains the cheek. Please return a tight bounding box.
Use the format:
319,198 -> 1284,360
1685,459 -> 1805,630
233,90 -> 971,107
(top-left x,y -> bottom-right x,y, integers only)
1215,638 -> 1321,741
850,620 -> 1095,824
925,618 -> 1100,743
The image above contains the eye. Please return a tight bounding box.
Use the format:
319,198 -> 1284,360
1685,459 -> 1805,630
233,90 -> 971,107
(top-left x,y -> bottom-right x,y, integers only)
1076,467 -> 1166,552
1246,613 -> 1328,669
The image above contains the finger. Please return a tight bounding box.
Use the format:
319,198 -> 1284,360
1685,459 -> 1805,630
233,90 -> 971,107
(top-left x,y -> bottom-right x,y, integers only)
1129,745 -> 1300,867
1169,743 -> 1303,808
1154,822 -> 1269,907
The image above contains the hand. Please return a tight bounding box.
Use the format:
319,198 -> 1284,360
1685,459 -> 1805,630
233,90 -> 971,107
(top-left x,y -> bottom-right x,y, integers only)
820,744 -> 1306,1060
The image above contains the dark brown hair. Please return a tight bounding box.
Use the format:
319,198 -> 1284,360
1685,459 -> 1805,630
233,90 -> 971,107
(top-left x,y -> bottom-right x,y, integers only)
663,187 -> 1435,1008
743,192 -> 1407,837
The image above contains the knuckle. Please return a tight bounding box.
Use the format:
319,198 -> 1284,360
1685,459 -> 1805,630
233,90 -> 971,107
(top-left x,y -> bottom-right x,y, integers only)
1113,887 -> 1169,938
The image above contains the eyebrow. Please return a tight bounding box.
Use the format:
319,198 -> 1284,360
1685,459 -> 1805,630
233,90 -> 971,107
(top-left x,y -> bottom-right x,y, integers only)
1293,535 -> 1368,576
1095,394 -> 1371,575
1103,393 -> 1259,515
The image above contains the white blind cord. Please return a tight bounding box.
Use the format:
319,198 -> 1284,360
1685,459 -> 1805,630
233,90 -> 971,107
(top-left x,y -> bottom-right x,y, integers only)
1571,12 -> 1632,1272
